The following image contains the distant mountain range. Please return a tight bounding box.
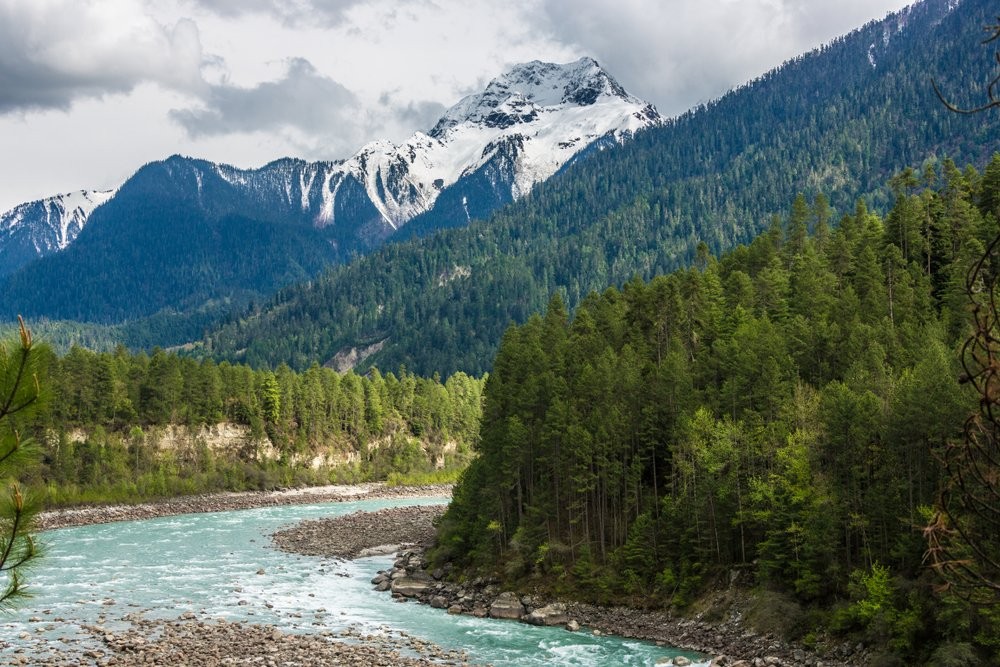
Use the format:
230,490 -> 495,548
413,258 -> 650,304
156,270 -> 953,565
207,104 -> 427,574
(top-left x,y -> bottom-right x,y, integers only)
0,57 -> 659,297
5,0 -> 998,375
193,0 -> 1000,376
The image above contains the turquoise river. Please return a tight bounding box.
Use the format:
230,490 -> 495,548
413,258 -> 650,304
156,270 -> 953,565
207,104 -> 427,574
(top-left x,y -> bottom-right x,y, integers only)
1,496 -> 708,666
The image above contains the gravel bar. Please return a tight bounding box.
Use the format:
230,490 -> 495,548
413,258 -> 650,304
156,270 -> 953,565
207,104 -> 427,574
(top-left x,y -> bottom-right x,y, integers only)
37,484 -> 452,531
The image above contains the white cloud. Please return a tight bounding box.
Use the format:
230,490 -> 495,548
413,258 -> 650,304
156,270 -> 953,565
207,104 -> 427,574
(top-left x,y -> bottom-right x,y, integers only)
0,0 -> 208,113
186,0 -> 370,27
169,57 -> 364,155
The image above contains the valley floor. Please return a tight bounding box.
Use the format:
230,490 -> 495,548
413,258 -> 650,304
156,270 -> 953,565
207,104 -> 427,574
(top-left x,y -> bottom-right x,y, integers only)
29,488 -> 861,666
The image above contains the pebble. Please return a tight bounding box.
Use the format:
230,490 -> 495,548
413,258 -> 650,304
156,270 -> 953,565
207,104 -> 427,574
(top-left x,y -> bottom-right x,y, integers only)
271,505 -> 446,559
16,616 -> 468,666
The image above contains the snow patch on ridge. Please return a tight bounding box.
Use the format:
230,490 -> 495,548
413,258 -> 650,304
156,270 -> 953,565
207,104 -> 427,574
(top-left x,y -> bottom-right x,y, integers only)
1,189 -> 116,256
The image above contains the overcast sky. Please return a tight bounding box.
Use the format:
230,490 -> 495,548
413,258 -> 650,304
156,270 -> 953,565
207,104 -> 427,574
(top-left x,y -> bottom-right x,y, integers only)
0,0 -> 915,213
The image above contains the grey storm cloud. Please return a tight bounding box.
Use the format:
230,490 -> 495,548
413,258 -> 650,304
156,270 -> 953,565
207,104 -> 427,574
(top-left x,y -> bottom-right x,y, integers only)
169,58 -> 363,142
0,3 -> 205,114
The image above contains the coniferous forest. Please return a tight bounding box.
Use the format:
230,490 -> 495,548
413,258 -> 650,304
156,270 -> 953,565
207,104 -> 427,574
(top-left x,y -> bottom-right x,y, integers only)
191,0 -> 1000,377
433,158 -> 1000,664
16,348 -> 483,504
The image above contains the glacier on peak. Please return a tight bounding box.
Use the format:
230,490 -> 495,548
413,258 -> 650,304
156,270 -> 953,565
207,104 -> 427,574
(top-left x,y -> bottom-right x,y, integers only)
429,57 -> 643,137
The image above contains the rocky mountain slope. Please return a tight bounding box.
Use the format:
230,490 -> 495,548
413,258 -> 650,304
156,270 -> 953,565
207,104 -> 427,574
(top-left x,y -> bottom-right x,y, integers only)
0,189 -> 115,277
0,58 -> 659,286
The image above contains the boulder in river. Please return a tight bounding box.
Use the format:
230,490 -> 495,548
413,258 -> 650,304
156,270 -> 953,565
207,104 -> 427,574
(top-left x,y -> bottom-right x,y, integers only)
391,577 -> 432,597
489,591 -> 524,620
524,602 -> 570,627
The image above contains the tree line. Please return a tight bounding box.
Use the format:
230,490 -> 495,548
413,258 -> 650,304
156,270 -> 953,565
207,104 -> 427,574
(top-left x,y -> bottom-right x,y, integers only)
15,346 -> 483,504
434,158 -> 1000,665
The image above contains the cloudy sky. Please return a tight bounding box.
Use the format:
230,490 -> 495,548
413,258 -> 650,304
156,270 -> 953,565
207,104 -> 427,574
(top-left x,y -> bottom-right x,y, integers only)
0,0 -> 914,213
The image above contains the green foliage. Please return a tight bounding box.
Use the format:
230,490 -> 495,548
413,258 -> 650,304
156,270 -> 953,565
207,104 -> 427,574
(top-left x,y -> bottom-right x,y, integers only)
849,564 -> 895,625
927,643 -> 983,667
0,318 -> 48,609
20,347 -> 483,506
434,162 -> 1000,660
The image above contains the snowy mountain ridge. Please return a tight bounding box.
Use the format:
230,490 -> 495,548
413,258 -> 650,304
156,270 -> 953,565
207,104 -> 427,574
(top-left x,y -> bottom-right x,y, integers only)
1,189 -> 115,252
0,189 -> 116,276
0,57 -> 660,274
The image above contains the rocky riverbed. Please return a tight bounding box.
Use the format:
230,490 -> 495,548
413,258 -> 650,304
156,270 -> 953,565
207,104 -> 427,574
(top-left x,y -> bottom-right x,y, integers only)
7,612 -> 474,666
28,489 -> 867,666
370,549 -> 862,667
271,504 -> 445,559
37,483 -> 451,531
12,494 -> 470,667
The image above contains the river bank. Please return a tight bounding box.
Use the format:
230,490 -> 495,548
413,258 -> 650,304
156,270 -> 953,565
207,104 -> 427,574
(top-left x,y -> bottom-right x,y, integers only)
9,613 -> 473,666
375,550 -> 862,667
36,483 -> 452,531
272,504 -> 445,559
28,489 -> 859,666
271,507 -> 861,667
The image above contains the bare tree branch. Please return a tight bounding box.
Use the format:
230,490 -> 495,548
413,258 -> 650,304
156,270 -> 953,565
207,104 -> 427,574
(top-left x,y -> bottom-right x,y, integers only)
932,18 -> 1000,114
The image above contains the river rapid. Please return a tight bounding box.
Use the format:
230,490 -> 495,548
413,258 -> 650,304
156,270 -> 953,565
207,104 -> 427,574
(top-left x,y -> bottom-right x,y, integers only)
2,496 -> 705,666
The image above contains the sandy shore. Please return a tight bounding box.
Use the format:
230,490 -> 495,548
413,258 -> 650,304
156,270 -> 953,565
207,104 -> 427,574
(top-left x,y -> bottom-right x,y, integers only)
36,483 -> 452,531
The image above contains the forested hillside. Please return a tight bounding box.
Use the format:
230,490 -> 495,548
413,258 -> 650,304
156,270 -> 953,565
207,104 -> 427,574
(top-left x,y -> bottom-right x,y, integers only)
19,346 -> 483,504
201,0 -> 1000,376
0,58 -> 657,342
432,157 -> 1000,664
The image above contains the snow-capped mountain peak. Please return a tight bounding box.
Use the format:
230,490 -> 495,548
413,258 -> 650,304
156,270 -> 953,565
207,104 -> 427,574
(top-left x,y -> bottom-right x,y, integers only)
429,57 -> 654,137
0,58 -> 660,274
282,57 -> 660,234
416,57 -> 660,203
1,189 -> 115,249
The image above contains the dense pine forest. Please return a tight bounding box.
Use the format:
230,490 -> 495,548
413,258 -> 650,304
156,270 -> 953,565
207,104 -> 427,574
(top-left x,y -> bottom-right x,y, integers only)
16,347 -> 483,505
432,157 -> 1000,665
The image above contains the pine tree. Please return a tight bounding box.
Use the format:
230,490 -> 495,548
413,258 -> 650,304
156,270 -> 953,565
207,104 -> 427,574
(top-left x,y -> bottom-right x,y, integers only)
0,317 -> 46,608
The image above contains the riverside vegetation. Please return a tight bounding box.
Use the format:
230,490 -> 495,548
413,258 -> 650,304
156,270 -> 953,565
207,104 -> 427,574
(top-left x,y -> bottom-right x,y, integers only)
432,159 -> 1000,666
16,351 -> 482,506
